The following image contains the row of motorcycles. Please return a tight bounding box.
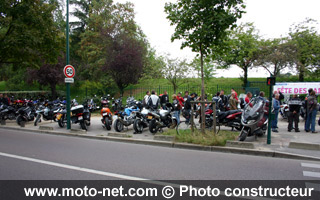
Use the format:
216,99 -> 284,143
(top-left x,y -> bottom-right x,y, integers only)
100,96 -> 178,134
0,98 -> 95,130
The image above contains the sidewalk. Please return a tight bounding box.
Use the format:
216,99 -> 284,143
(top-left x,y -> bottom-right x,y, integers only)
1,116 -> 320,161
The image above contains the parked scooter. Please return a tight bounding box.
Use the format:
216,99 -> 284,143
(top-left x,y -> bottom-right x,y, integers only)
238,97 -> 269,141
148,103 -> 177,134
16,102 -> 36,126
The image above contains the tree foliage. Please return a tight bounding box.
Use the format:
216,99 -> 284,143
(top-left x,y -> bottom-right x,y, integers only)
0,0 -> 64,67
288,18 -> 320,81
162,56 -> 190,94
81,0 -> 148,95
214,23 -> 260,87
254,38 -> 297,77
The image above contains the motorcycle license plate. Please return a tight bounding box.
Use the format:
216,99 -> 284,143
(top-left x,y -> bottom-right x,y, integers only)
147,116 -> 153,119
103,113 -> 109,116
78,116 -> 83,120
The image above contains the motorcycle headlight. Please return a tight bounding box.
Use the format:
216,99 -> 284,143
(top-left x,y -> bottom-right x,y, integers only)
247,120 -> 256,124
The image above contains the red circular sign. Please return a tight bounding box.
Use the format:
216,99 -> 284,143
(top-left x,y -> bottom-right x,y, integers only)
64,65 -> 75,78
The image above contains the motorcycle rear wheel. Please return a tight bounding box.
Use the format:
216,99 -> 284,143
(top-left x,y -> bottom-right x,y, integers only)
80,121 -> 87,130
34,115 -> 41,126
105,118 -> 111,130
149,120 -> 158,134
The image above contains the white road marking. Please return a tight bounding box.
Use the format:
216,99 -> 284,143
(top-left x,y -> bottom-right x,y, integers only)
0,151 -> 276,200
301,163 -> 320,169
0,152 -> 147,181
303,171 -> 320,178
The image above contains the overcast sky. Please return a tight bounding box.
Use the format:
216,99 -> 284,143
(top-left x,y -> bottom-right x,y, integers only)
112,0 -> 320,77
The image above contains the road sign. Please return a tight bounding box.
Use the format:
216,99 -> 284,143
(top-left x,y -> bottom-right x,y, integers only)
65,78 -> 74,83
64,65 -> 75,78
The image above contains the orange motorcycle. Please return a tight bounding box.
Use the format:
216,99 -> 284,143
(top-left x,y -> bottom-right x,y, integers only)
101,98 -> 112,130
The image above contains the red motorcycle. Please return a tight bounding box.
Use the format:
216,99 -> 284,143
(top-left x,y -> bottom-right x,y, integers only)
205,105 -> 242,133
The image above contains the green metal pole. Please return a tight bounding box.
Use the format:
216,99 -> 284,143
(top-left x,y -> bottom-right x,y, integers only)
267,84 -> 273,144
66,0 -> 71,129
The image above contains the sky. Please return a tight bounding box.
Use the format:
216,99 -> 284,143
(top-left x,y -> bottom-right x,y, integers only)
110,0 -> 320,78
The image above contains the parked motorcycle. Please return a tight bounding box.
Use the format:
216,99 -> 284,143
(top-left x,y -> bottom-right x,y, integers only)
204,105 -> 242,132
238,97 -> 269,141
100,99 -> 112,130
113,101 -> 140,132
112,97 -> 123,112
148,103 -> 177,134
0,105 -> 17,121
133,107 -> 151,133
16,102 -> 36,126
34,101 -> 60,126
70,102 -> 91,130
280,103 -> 289,120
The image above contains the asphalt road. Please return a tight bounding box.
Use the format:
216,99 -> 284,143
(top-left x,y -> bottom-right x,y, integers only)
0,128 -> 320,181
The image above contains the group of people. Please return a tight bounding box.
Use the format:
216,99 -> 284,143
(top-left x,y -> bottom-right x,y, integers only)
271,88 -> 318,133
0,93 -> 11,106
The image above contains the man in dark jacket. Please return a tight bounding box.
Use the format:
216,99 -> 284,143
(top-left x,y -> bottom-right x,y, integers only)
160,90 -> 169,109
288,94 -> 302,132
183,92 -> 195,124
219,90 -> 228,111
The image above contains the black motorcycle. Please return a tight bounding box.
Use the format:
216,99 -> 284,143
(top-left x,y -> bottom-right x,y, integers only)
16,103 -> 36,126
0,105 -> 17,121
70,103 -> 91,130
148,103 -> 177,134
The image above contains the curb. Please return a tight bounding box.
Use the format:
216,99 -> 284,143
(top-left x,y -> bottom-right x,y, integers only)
289,142 -> 320,151
1,126 -> 320,162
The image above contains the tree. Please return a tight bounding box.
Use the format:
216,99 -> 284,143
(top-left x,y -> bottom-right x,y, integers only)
288,18 -> 320,81
165,0 -> 245,132
27,55 -> 65,98
254,38 -> 297,77
162,56 -> 190,94
81,0 -> 148,95
0,0 -> 63,67
214,23 -> 260,87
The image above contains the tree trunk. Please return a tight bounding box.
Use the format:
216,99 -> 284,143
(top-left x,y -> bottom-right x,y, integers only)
299,64 -> 305,82
200,46 -> 205,134
243,65 -> 248,87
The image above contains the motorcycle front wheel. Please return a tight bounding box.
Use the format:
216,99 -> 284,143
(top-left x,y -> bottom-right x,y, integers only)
58,115 -> 65,128
113,119 -> 124,132
133,119 -> 143,134
34,115 -> 41,126
238,128 -> 248,141
105,118 -> 111,130
16,116 -> 25,126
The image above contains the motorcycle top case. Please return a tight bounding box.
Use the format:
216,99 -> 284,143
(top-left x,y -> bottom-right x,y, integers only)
71,105 -> 84,114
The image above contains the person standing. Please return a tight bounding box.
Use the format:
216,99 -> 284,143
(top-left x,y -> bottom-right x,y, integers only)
304,88 -> 314,131
172,94 -> 182,124
160,90 -> 169,109
272,94 -> 281,132
287,94 -> 302,132
305,90 -> 318,133
143,91 -> 150,107
231,88 -> 239,101
183,93 -> 196,124
229,92 -> 238,110
148,90 -> 160,110
219,90 -> 228,111
177,92 -> 184,107
245,92 -> 253,107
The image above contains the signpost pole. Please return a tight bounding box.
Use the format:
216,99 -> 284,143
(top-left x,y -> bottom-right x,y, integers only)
66,0 -> 71,129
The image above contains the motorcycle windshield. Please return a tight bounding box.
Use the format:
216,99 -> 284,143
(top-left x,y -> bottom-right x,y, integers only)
243,98 -> 264,121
